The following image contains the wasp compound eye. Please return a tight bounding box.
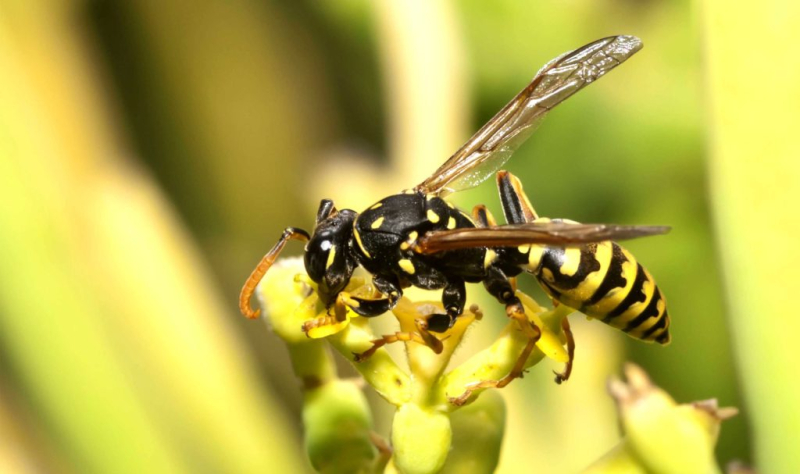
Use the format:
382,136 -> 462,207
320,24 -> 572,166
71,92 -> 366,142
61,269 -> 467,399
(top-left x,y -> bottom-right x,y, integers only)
304,233 -> 333,283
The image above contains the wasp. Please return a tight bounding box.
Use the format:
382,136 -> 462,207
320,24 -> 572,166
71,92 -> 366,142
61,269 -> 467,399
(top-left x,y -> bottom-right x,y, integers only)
240,36 -> 670,389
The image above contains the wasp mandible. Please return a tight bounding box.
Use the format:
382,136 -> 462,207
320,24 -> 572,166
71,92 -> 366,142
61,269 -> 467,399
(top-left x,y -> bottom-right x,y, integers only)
240,36 -> 670,385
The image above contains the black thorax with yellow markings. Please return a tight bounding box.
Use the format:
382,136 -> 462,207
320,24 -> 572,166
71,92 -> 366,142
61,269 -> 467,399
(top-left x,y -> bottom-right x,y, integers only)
352,192 -> 485,291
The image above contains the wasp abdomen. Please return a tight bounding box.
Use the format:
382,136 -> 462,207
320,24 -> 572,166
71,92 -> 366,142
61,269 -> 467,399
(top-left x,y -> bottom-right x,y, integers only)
526,240 -> 670,345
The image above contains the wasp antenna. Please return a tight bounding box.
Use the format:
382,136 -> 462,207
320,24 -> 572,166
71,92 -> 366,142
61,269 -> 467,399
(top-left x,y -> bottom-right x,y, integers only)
239,227 -> 310,319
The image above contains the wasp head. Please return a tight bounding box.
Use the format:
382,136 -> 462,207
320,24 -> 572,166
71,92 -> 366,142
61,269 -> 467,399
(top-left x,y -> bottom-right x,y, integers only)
304,200 -> 358,306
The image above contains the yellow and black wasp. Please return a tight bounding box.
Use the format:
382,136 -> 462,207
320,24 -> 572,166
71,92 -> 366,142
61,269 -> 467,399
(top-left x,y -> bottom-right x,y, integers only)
240,35 -> 670,385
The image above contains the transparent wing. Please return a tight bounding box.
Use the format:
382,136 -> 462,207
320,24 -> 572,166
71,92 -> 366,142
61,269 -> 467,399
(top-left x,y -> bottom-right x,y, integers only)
415,222 -> 669,255
415,35 -> 643,197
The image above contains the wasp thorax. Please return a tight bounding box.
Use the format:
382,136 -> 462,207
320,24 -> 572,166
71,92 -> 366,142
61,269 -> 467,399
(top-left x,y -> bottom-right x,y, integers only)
304,209 -> 358,304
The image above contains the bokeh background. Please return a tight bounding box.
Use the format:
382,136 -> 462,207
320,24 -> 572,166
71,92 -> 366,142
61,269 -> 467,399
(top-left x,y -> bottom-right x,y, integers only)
1,0 -> 798,472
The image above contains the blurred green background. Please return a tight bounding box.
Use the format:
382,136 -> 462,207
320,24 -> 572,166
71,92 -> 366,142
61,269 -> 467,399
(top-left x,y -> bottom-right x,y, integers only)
1,0 -> 798,472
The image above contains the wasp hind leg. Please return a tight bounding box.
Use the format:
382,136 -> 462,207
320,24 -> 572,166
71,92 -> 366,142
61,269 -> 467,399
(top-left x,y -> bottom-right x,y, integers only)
471,204 -> 498,228
498,169 -> 577,385
553,318 -> 575,384
497,170 -> 539,224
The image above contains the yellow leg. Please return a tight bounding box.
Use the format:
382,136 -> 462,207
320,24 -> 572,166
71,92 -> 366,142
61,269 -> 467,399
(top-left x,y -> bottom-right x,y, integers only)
301,291 -> 356,335
353,317 -> 443,362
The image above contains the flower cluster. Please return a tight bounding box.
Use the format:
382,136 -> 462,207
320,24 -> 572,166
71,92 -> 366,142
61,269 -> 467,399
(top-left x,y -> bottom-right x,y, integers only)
256,257 -> 737,473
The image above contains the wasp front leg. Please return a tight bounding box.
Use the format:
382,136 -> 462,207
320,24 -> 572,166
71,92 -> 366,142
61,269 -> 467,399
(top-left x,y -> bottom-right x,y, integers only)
347,274 -> 403,317
302,274 -> 403,335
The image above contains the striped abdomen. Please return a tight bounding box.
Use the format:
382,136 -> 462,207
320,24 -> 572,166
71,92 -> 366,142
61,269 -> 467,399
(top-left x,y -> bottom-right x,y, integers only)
523,240 -> 670,344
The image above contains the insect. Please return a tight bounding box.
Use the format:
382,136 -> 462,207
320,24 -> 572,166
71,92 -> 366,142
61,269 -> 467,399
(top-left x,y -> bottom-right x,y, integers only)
240,35 -> 670,391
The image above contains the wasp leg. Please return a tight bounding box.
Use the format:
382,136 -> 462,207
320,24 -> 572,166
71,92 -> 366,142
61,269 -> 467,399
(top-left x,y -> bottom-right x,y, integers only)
353,317 -> 443,362
497,170 -> 538,224
428,278 -> 467,333
471,204 -> 498,228
451,267 -> 541,406
554,318 -> 575,384
300,289 -> 365,335
346,274 -> 403,317
302,275 -> 403,334
239,227 -> 310,319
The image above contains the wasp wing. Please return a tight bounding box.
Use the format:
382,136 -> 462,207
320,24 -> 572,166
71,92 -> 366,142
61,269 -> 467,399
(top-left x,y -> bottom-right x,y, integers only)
415,35 -> 643,197
415,222 -> 669,255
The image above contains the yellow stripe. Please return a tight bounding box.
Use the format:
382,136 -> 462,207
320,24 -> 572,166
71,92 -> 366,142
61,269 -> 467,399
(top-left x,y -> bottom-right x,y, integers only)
527,245 -> 544,270
371,217 -> 385,229
610,272 -> 656,327
426,209 -> 440,224
325,245 -> 336,269
567,242 -> 612,306
353,228 -> 371,258
507,173 -> 539,219
586,247 -> 638,315
627,294 -> 666,339
484,249 -> 497,269
558,248 -> 582,277
398,259 -> 416,274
